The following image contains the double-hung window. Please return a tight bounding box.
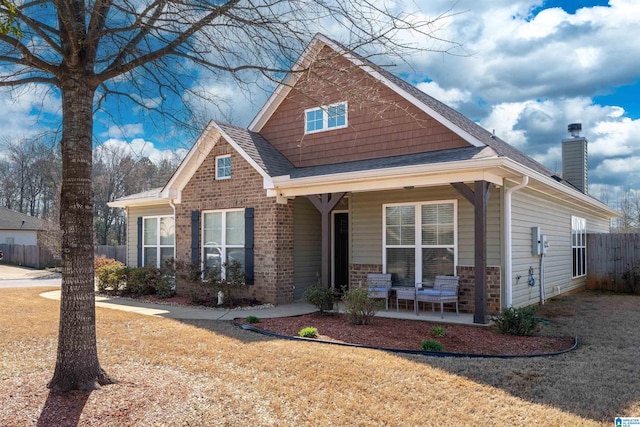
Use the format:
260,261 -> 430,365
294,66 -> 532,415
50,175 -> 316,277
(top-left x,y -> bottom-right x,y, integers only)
142,216 -> 175,268
216,155 -> 231,180
305,102 -> 347,134
202,209 -> 245,277
384,201 -> 456,287
571,216 -> 586,278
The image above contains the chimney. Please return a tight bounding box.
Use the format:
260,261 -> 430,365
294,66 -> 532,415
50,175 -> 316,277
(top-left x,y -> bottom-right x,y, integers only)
562,123 -> 588,193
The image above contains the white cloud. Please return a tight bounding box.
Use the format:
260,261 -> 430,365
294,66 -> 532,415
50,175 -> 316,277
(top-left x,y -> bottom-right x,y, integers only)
415,81 -> 471,108
98,138 -> 188,164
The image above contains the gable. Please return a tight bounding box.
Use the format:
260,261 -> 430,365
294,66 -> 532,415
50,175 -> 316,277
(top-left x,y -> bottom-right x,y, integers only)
258,45 -> 472,168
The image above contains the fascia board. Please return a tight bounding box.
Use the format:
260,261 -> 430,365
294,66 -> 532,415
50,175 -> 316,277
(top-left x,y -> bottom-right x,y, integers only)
162,121 -> 218,197
108,197 -> 168,208
249,36 -> 326,132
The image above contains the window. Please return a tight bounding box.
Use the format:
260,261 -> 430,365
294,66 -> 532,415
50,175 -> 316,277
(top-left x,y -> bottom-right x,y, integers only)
572,216 -> 586,278
305,102 -> 347,134
384,201 -> 457,287
142,216 -> 174,268
216,155 -> 231,180
202,209 -> 245,278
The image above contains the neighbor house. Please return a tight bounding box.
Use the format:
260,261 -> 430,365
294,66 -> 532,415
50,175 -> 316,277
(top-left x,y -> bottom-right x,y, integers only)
0,207 -> 43,246
109,34 -> 618,324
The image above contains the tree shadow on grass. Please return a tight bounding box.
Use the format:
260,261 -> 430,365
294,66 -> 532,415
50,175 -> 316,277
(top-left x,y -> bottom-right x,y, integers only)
37,390 -> 92,427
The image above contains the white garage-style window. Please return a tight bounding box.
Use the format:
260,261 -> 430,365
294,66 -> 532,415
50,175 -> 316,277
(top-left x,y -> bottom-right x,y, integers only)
142,216 -> 174,268
383,201 -> 457,287
304,102 -> 347,134
571,216 -> 587,278
202,209 -> 245,277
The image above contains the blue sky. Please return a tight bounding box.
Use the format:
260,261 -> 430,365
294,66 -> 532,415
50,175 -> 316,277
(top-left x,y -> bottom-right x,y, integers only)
2,0 -> 640,207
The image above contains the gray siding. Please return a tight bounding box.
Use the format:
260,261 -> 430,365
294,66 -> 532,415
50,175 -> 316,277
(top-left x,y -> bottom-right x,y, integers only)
293,197 -> 321,300
126,204 -> 174,267
351,185 -> 502,268
562,138 -> 588,193
510,188 -> 610,307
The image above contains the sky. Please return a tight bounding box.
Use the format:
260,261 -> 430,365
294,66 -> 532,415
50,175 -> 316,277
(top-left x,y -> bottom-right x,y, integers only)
2,0 -> 640,207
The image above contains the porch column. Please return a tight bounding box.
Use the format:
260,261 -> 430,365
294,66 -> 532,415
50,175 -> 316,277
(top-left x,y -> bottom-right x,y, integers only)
307,192 -> 346,288
452,181 -> 492,324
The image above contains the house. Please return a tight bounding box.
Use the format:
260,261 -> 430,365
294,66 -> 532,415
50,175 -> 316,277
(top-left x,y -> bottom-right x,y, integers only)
0,207 -> 43,246
109,34 -> 618,324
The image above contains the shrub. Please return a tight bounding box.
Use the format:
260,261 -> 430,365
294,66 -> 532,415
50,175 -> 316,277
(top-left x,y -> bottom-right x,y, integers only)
155,275 -> 175,299
304,285 -> 335,314
431,326 -> 446,338
421,339 -> 444,352
127,266 -> 163,296
245,315 -> 260,324
95,261 -> 127,293
622,262 -> 640,294
491,306 -> 539,336
299,327 -> 318,338
342,287 -> 381,325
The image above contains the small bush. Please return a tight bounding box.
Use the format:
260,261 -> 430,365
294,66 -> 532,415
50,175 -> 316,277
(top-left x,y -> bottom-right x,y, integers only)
95,261 -> 127,293
431,326 -> 446,338
421,339 -> 444,352
127,266 -> 163,296
491,306 -> 539,336
245,315 -> 260,324
342,287 -> 381,325
622,262 -> 640,294
304,285 -> 335,314
299,327 -> 318,338
155,275 -> 175,299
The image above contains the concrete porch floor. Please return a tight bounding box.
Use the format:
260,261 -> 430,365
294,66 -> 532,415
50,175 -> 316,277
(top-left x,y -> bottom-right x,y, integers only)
335,301 -> 479,326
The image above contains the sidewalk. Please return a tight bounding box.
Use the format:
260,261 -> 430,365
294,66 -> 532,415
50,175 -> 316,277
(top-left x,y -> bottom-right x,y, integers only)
40,290 -> 317,321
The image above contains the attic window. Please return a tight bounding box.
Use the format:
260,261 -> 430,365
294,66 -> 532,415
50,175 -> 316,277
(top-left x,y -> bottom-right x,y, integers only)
216,155 -> 231,180
305,102 -> 347,134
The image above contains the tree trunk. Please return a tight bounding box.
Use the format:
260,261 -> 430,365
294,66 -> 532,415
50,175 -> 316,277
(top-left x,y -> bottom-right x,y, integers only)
48,76 -> 113,391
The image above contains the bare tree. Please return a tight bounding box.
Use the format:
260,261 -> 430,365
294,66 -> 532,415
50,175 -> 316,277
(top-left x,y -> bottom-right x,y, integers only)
0,0 -> 456,391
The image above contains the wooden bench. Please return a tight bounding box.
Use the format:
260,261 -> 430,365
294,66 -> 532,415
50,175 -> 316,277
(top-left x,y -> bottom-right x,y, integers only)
366,273 -> 392,311
416,275 -> 459,318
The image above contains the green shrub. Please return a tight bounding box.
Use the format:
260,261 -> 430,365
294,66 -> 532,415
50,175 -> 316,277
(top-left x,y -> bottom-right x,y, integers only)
431,326 -> 446,338
421,339 -> 444,352
304,285 -> 335,314
245,315 -> 260,324
299,327 -> 318,338
127,266 -> 163,296
622,262 -> 640,294
491,306 -> 539,336
342,287 -> 381,325
95,261 -> 127,293
155,275 -> 175,299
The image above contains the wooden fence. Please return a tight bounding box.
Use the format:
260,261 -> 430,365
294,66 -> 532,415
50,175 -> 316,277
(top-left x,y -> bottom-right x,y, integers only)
586,233 -> 640,293
0,243 -> 59,269
0,244 -> 125,269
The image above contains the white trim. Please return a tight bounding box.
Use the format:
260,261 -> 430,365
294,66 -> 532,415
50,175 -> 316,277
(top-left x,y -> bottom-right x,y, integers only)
304,101 -> 348,134
504,176 -> 529,307
215,154 -> 232,180
382,200 -> 458,286
201,209 -> 245,279
141,215 -> 175,268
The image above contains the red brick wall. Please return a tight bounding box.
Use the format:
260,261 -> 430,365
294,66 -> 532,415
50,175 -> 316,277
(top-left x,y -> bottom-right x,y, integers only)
350,263 -> 383,288
456,265 -> 502,314
259,45 -> 470,168
175,137 -> 294,304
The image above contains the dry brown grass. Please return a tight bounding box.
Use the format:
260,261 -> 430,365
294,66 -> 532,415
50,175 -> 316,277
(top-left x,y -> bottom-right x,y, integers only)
1,287 -> 638,426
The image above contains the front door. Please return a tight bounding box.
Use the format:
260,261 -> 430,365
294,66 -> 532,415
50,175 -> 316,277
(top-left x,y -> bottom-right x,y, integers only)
333,212 -> 349,291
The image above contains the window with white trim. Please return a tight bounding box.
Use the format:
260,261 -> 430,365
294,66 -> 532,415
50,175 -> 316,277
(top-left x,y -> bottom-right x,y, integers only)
142,216 -> 174,268
384,201 -> 457,287
304,102 -> 347,134
202,209 -> 245,278
571,216 -> 586,278
216,155 -> 231,180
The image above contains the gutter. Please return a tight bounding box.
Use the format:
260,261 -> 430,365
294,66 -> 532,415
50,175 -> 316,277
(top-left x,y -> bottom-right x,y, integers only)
505,176 -> 529,307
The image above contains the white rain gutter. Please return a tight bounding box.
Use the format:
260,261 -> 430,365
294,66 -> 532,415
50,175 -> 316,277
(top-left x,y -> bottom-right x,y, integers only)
505,175 -> 529,307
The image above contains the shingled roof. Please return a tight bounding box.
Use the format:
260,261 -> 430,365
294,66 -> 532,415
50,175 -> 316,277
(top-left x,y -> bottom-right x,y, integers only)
0,207 -> 42,231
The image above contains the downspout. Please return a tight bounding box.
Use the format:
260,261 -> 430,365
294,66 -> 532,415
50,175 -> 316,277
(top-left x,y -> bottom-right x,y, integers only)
505,176 -> 529,307
169,199 -> 177,262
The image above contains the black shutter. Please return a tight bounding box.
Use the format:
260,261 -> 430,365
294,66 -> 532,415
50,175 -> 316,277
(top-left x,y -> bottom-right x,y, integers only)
191,210 -> 200,265
137,217 -> 143,267
244,208 -> 254,285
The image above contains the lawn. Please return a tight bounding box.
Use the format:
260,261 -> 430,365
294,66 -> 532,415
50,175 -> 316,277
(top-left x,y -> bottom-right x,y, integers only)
1,287 -> 638,426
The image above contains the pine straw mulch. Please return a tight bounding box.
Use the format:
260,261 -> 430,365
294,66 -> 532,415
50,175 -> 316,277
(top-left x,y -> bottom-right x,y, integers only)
236,312 -> 575,356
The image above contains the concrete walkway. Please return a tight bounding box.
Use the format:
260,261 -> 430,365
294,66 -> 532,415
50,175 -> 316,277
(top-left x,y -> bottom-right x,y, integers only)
40,290 -> 317,321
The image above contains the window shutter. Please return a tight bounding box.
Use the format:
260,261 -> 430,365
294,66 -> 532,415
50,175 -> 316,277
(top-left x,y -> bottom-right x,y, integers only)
191,210 -> 200,265
137,217 -> 143,267
244,208 -> 254,285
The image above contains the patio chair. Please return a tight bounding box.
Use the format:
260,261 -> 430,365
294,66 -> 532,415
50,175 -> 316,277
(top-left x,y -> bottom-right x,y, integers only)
366,273 -> 392,311
416,275 -> 459,318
